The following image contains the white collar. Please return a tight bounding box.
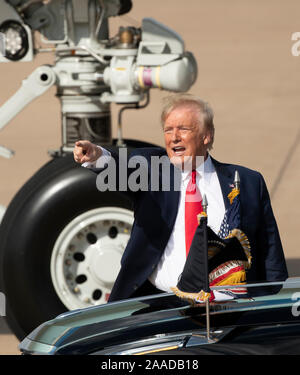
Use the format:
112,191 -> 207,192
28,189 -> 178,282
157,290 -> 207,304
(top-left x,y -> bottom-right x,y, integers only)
181,154 -> 215,184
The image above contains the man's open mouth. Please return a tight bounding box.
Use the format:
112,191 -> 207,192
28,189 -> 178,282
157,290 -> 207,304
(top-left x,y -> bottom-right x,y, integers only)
172,146 -> 186,155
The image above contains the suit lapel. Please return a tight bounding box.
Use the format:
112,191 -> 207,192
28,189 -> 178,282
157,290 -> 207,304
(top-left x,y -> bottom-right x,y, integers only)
211,157 -> 249,232
211,157 -> 234,211
162,161 -> 180,230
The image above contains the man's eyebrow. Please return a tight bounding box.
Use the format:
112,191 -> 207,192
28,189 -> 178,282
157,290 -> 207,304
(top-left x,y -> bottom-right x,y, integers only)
177,124 -> 193,129
165,124 -> 190,128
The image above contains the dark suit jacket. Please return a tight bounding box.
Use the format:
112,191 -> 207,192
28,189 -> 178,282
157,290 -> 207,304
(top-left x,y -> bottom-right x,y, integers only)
91,147 -> 288,302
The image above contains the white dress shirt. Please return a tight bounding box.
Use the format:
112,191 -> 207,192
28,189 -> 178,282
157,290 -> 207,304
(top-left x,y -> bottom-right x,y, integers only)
148,155 -> 226,292
83,149 -> 226,293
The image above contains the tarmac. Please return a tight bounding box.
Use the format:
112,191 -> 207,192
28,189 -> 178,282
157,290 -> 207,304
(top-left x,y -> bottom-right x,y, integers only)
0,0 -> 300,355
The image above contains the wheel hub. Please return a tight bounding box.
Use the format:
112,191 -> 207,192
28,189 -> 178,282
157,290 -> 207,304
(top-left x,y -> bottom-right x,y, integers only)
89,244 -> 123,285
50,207 -> 133,310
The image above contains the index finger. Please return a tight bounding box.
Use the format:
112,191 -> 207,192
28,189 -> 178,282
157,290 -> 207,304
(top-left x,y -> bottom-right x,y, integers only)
75,141 -> 86,148
75,140 -> 90,152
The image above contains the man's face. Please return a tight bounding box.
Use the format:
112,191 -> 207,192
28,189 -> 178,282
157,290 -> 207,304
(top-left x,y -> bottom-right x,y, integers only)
163,105 -> 211,169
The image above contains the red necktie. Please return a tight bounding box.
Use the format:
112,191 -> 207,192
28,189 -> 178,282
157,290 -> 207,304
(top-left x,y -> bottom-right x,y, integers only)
185,170 -> 203,256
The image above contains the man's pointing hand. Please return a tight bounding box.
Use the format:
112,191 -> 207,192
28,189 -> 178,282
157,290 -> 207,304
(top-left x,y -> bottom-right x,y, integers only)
73,140 -> 102,164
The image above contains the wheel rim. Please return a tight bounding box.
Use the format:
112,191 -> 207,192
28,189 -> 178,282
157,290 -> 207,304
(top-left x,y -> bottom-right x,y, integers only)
50,207 -> 133,310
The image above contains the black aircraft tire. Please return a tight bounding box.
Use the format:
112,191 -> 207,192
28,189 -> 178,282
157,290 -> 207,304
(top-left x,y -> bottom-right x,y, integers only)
0,153 -> 133,341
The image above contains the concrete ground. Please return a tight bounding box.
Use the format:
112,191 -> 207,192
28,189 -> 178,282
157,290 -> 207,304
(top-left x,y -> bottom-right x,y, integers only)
0,319 -> 19,355
0,0 -> 300,354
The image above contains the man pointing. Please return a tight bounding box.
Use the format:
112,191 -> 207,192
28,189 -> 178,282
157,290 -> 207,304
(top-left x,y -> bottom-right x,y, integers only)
73,94 -> 288,301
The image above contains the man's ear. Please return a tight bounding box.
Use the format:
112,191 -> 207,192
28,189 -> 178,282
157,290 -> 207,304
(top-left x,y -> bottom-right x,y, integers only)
203,132 -> 212,146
